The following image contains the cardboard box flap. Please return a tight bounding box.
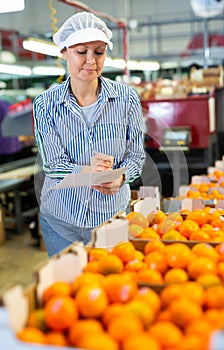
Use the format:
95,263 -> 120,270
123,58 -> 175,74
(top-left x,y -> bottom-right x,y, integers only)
137,186 -> 160,198
2,286 -> 28,332
179,185 -> 189,197
191,175 -> 210,184
35,246 -> 87,305
133,197 -> 160,216
91,217 -> 129,249
215,160 -> 224,169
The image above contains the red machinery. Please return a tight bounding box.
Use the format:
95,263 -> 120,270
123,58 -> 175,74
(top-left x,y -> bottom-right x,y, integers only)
142,92 -> 216,150
141,91 -> 218,170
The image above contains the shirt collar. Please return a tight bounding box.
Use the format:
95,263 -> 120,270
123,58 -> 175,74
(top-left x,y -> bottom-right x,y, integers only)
56,75 -> 119,106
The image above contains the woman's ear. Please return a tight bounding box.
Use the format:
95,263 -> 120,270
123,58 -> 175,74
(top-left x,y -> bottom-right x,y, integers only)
61,48 -> 67,60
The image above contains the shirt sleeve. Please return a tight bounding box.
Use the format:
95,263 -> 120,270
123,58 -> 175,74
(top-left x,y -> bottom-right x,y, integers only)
119,87 -> 146,183
33,94 -> 83,179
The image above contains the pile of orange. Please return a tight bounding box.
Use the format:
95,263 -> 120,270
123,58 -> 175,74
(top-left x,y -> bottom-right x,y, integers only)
186,181 -> 224,200
126,208 -> 224,242
17,237 -> 224,349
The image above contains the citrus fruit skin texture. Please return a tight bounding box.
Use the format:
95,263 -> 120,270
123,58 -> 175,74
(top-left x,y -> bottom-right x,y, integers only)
44,295 -> 78,331
76,285 -> 109,318
17,326 -> 48,344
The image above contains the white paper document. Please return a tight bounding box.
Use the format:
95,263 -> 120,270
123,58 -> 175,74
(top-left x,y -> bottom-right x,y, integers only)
51,167 -> 128,190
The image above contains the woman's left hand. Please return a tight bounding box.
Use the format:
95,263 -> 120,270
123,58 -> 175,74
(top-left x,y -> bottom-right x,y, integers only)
91,175 -> 123,195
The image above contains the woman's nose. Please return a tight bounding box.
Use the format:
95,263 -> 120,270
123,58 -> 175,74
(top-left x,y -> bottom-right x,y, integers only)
86,52 -> 95,64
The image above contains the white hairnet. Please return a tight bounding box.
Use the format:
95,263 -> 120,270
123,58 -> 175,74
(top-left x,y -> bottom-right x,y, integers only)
53,12 -> 113,51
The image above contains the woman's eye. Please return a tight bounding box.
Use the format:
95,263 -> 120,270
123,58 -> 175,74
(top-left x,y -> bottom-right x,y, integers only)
77,51 -> 87,55
95,51 -> 104,55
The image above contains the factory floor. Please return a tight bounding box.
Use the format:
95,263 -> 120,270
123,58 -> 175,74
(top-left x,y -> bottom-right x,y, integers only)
0,224 -> 48,297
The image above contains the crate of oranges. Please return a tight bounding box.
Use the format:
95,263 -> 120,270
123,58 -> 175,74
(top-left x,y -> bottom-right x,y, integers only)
127,207 -> 224,247
3,238 -> 224,349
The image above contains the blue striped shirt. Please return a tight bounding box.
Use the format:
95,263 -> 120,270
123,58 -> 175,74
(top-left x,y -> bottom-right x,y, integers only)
33,75 -> 146,230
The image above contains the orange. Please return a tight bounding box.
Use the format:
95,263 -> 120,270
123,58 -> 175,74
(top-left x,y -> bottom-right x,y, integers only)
164,268 -> 188,284
180,281 -> 205,305
87,247 -> 109,261
204,308 -> 224,329
47,331 -> 68,346
134,249 -> 144,261
186,209 -> 208,226
17,326 -> 48,344
26,308 -> 46,332
71,272 -> 104,295
149,321 -> 183,348
123,332 -> 161,350
76,285 -> 108,318
179,219 -> 200,239
210,218 -> 224,229
217,261 -> 224,280
191,243 -> 219,261
144,251 -> 168,274
102,303 -> 126,326
136,268 -> 163,284
169,297 -> 203,328
97,254 -> 124,275
107,312 -> 144,343
42,281 -> 72,304
185,318 -> 214,338
128,224 -> 144,237
204,285 -> 224,309
137,286 -> 161,313
147,209 -> 166,225
156,309 -> 172,322
45,295 -> 78,331
143,240 -> 166,255
103,273 -> 137,303
187,256 -> 217,279
125,299 -> 155,327
83,260 -> 100,273
196,273 -> 222,288
210,229 -> 224,242
160,283 -> 183,307
76,331 -> 119,350
126,211 -> 149,229
215,243 -> 224,260
138,227 -> 161,239
162,230 -> 187,241
189,229 -> 210,241
165,242 -> 192,268
111,241 -> 136,263
201,223 -> 214,233
68,319 -> 104,346
124,258 -> 147,272
180,334 -> 208,350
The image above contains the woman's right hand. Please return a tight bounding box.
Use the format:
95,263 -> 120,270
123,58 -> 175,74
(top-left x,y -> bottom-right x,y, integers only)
82,153 -> 114,173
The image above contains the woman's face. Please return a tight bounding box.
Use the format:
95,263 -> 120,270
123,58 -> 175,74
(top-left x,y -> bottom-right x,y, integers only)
62,41 -> 107,81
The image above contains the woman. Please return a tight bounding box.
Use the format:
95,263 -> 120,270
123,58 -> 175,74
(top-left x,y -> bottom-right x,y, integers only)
33,11 -> 146,256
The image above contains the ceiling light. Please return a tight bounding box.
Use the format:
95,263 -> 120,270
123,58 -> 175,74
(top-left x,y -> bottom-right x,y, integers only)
110,59 -> 127,69
0,64 -> 32,76
0,0 -> 24,13
138,61 -> 160,71
104,57 -> 113,66
127,60 -> 139,70
32,66 -> 66,76
23,38 -> 61,57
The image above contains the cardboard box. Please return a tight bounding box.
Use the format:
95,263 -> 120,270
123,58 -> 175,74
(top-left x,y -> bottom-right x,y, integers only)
163,197 -> 224,213
90,213 -> 129,249
0,244 -> 88,349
